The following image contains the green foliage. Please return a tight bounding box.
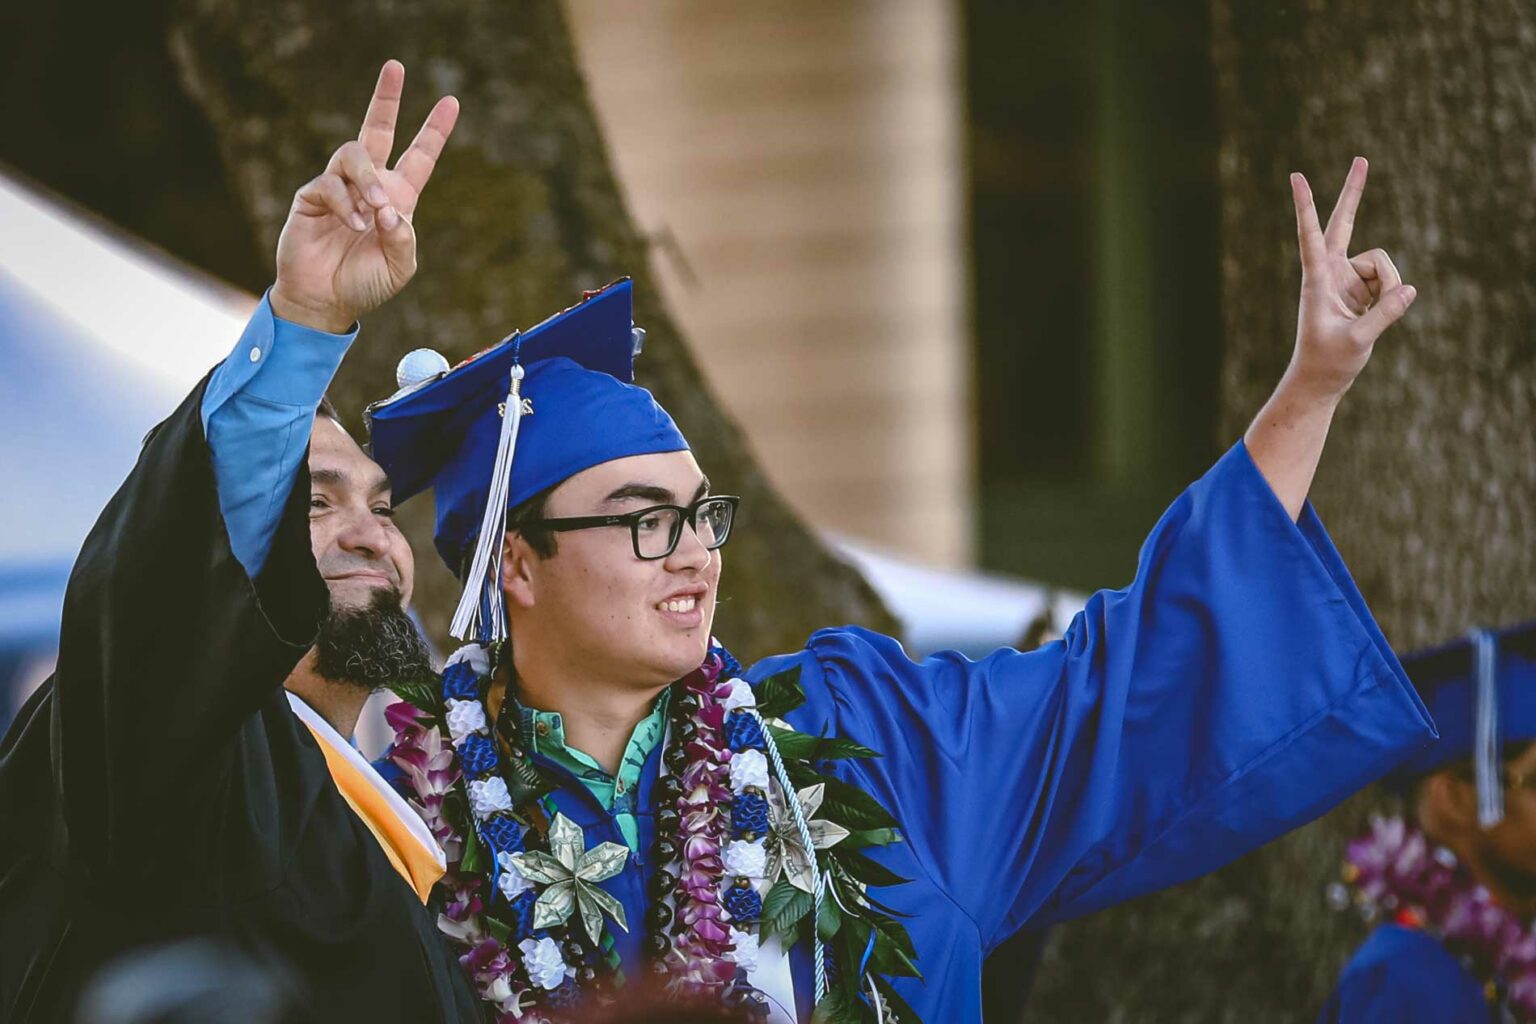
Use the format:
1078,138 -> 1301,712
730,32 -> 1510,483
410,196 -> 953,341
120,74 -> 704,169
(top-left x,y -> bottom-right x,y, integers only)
847,914 -> 916,977
866,909 -> 919,966
458,830 -> 486,875
761,880 -> 814,942
871,924 -> 921,979
840,828 -> 902,849
765,725 -> 880,762
813,774 -> 900,831
810,984 -> 862,1024
834,849 -> 911,889
785,758 -> 822,791
816,890 -> 843,941
753,667 -> 807,719
386,678 -> 442,715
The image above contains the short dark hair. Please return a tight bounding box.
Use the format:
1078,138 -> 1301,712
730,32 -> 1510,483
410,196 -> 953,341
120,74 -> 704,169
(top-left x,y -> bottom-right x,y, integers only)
507,484 -> 558,559
457,483 -> 559,581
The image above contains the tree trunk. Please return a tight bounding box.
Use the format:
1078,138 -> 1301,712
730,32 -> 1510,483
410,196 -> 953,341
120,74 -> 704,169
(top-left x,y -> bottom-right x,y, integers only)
165,0 -> 897,662
1023,3 -> 1536,1021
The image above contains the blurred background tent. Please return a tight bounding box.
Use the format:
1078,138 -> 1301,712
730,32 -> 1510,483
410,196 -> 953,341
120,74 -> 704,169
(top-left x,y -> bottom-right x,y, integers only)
0,172 -> 252,722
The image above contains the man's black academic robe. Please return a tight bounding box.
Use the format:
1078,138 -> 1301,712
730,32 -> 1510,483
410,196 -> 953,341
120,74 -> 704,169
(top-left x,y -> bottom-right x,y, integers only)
0,383 -> 481,1022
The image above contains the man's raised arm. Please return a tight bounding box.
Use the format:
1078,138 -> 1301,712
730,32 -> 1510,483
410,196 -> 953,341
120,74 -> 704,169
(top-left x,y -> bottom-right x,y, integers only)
206,60 -> 460,575
50,62 -> 458,862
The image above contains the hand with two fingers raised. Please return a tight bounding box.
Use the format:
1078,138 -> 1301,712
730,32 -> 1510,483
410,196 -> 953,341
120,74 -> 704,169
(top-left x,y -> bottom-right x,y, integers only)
270,59 -> 460,334
1287,156 -> 1417,401
1245,157 -> 1422,520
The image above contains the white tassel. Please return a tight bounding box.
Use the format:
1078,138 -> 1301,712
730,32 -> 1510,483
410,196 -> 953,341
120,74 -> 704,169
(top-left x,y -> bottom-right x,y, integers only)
1473,628 -> 1503,828
450,363 -> 527,642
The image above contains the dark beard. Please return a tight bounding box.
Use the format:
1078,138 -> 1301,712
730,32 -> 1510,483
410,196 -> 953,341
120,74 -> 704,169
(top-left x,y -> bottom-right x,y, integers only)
312,587 -> 434,692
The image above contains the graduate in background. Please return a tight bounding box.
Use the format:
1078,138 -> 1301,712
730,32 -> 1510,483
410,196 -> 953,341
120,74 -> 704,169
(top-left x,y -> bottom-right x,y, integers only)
1322,622 -> 1536,1024
0,65 -> 483,1021
351,56 -> 1435,1019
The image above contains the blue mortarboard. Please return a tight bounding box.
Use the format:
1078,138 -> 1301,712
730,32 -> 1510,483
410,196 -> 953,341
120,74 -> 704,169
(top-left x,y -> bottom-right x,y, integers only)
366,279 -> 689,643
1390,621 -> 1536,826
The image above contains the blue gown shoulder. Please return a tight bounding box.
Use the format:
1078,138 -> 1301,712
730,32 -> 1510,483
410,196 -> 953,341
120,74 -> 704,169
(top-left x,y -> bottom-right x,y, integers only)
1319,924 -> 1491,1023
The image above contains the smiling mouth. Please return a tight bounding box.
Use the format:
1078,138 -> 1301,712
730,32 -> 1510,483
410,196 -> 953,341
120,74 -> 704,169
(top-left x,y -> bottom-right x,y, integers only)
657,596 -> 699,614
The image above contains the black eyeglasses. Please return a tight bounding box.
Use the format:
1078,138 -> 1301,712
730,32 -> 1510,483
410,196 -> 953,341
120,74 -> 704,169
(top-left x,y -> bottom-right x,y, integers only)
535,495 -> 740,560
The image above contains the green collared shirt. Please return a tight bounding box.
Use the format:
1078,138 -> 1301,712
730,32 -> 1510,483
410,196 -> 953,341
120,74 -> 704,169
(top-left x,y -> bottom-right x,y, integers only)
508,690 -> 670,851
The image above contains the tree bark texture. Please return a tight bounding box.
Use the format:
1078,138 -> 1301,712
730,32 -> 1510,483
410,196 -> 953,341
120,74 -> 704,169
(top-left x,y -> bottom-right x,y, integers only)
165,0 -> 897,663
1023,4 -> 1536,1021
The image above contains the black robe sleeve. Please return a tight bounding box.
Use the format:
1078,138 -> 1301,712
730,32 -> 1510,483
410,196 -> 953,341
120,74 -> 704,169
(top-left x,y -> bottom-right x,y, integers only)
51,376 -> 329,877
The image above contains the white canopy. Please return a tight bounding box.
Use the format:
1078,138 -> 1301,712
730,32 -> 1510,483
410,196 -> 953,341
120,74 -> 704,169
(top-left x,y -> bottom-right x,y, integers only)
0,171 -> 254,650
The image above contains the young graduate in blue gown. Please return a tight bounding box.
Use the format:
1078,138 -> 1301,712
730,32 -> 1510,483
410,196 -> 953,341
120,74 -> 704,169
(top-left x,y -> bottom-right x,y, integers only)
351,65 -> 1430,1013
1321,623 -> 1536,1024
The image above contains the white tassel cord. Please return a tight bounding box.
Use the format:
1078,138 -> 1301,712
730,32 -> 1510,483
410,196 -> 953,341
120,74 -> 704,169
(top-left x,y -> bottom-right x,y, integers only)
1473,628 -> 1503,828
450,363 -> 526,642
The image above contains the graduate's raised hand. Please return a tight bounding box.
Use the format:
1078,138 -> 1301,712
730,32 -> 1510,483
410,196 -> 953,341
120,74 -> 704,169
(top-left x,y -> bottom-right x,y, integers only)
270,60 -> 460,333
1288,157 -> 1417,400
1244,158 -> 1419,520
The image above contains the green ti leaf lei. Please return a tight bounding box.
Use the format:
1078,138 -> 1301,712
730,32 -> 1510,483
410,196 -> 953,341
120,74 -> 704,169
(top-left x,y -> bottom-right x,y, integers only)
745,667 -> 924,1023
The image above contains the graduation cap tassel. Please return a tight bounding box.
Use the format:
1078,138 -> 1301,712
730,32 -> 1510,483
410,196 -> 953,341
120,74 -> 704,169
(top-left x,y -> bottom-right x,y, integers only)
450,361 -> 527,643
1473,628 -> 1503,828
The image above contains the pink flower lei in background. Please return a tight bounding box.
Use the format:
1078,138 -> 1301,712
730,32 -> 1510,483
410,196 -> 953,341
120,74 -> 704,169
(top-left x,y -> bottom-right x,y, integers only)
1341,816 -> 1536,1019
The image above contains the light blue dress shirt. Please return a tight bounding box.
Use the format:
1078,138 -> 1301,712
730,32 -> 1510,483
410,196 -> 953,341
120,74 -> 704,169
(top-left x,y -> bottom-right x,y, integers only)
201,291 -> 356,577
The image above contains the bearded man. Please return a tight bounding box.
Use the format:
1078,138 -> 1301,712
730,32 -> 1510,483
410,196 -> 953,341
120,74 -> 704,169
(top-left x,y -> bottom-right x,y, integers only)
0,63 -> 481,1021
350,66 -> 1434,1021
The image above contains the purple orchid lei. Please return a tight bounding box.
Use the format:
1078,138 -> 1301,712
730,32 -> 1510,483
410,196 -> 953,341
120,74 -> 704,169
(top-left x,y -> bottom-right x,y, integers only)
666,651 -> 743,994
1342,815 -> 1536,1018
387,670 -> 542,1021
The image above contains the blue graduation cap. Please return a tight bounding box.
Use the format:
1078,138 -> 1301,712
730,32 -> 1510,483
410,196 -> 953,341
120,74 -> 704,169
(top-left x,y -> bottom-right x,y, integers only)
366,279 -> 689,643
1392,621 -> 1536,826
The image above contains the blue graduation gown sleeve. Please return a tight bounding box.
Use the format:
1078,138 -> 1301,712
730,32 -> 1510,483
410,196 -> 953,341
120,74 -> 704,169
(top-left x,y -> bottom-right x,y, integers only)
1318,925 -> 1491,1023
756,441 -> 1433,954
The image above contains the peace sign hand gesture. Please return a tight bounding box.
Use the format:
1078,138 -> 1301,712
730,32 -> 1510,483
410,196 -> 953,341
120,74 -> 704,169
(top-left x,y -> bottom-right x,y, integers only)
269,60 -> 459,334
1288,157 -> 1417,400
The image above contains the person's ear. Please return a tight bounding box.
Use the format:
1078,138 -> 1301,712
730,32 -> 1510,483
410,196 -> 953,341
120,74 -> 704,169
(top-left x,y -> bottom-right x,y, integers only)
1420,771 -> 1482,843
500,531 -> 539,609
